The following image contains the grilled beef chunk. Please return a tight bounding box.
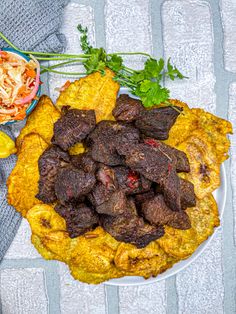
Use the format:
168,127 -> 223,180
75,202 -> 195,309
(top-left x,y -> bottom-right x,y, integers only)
96,190 -> 127,216
141,195 -> 191,230
100,198 -> 164,248
113,166 -> 151,195
55,203 -> 99,238
88,182 -> 114,207
134,189 -> 155,205
87,121 -> 140,165
160,169 -> 181,211
180,179 -> 196,208
144,138 -> 190,172
123,143 -> 173,183
55,166 -> 96,204
37,146 -> 70,203
135,106 -> 181,140
53,109 -> 96,150
96,165 -> 117,189
71,152 -> 97,173
112,94 -> 144,122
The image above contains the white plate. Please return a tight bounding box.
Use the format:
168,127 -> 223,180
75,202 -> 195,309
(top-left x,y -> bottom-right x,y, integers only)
105,88 -> 227,286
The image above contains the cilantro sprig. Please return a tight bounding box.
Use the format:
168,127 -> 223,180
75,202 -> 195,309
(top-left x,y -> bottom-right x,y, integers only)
0,25 -> 186,107
77,25 -> 186,107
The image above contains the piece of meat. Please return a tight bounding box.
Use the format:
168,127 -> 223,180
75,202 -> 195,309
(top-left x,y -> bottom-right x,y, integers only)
86,120 -> 140,166
71,152 -> 97,173
160,169 -> 181,211
96,164 -> 117,189
113,166 -> 151,195
55,203 -> 99,238
180,178 -> 196,208
112,94 -> 144,122
96,189 -> 127,216
53,109 -> 96,150
123,143 -> 173,183
144,138 -> 190,172
135,106 -> 181,140
55,166 -> 96,204
100,198 -> 164,248
88,182 -> 115,207
134,189 -> 155,205
36,146 -> 70,203
141,195 -> 191,230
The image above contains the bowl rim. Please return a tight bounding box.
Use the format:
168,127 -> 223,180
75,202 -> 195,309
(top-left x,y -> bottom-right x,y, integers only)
0,48 -> 41,125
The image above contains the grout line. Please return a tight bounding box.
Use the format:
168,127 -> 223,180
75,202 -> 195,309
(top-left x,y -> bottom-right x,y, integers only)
105,285 -> 120,314
151,1 -> 178,313
152,1 -> 177,313
150,0 -> 165,58
94,0 -> 106,48
209,0 -> 236,313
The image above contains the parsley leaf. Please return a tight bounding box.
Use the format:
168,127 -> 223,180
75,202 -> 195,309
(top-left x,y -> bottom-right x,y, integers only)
77,24 -> 186,108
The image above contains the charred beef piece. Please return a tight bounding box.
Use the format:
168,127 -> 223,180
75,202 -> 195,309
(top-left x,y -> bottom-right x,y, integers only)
135,106 -> 181,140
71,152 -> 97,173
36,146 -> 70,203
180,179 -> 196,209
123,143 -> 173,183
53,109 -> 96,150
96,190 -> 127,216
160,169 -> 181,211
113,166 -> 151,195
55,166 -> 96,204
123,142 -> 181,211
134,189 -> 155,205
144,138 -> 190,173
88,182 -> 114,207
55,203 -> 99,238
100,198 -> 164,248
141,195 -> 191,230
86,121 -> 140,166
112,94 -> 144,122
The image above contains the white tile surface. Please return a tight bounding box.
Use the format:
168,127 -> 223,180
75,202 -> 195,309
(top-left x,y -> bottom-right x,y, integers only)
0,268 -> 48,314
162,0 -> 216,112
105,0 -> 152,69
119,282 -> 166,314
220,0 -> 236,72
5,219 -> 40,259
59,263 -> 106,314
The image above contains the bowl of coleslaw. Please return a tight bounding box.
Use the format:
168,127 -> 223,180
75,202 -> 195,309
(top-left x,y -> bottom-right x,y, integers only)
0,48 -> 41,125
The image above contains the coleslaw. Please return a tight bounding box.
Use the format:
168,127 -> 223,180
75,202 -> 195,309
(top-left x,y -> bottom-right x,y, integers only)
0,50 -> 40,123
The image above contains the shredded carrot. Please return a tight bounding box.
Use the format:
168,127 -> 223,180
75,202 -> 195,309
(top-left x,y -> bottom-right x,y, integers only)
25,68 -> 36,78
13,108 -> 27,120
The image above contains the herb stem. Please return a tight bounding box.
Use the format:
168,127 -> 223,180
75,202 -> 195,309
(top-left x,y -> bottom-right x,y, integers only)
108,52 -> 152,58
40,67 -> 86,76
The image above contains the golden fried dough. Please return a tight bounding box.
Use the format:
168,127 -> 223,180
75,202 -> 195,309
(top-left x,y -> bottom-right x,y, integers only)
177,130 -> 221,199
56,69 -> 119,121
68,142 -> 86,155
27,204 -> 66,237
158,225 -> 198,259
186,194 -> 219,244
192,108 -> 232,163
165,99 -> 198,147
114,242 -> 176,278
158,194 -> 219,259
16,95 -> 61,149
70,264 -> 123,285
31,234 -> 59,260
7,133 -> 48,217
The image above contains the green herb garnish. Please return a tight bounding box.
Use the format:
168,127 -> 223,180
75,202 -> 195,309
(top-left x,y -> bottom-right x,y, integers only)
0,25 -> 186,108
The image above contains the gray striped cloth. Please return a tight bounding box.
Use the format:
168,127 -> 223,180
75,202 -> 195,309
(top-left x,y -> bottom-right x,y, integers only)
0,0 -> 68,260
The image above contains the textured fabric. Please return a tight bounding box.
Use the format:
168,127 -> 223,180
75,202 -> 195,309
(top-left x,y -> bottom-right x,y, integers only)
0,126 -> 21,260
0,0 -> 69,52
0,0 -> 68,261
